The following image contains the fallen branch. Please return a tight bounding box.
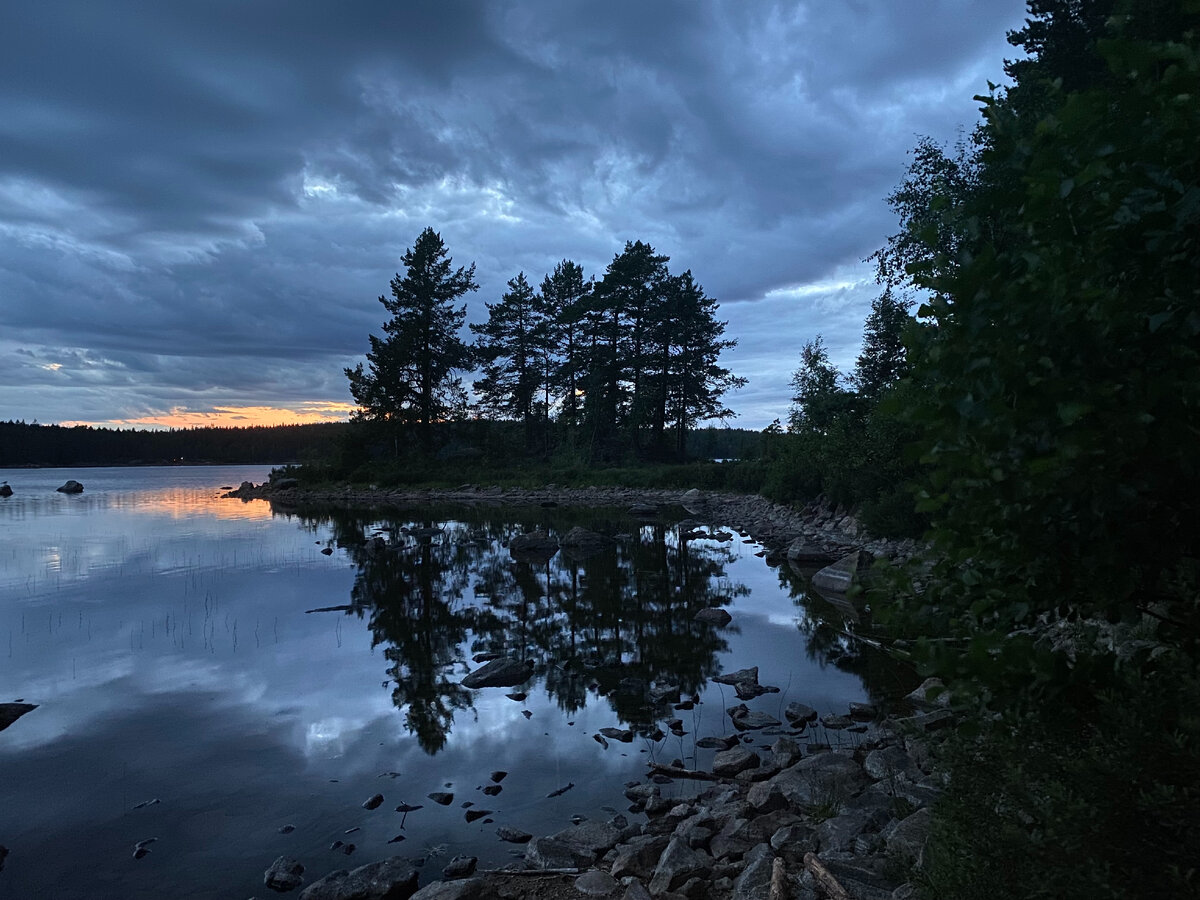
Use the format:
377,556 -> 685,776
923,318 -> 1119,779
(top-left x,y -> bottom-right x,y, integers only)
477,867 -> 586,876
648,763 -> 732,783
804,852 -> 851,900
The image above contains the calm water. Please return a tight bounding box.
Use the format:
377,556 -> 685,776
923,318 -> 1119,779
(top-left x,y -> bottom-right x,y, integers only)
0,466 -> 906,899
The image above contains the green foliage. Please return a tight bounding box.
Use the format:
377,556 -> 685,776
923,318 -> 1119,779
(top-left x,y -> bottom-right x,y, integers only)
919,652 -> 1200,900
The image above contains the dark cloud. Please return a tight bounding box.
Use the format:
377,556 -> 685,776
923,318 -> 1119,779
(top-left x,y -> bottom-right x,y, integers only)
0,0 -> 1028,427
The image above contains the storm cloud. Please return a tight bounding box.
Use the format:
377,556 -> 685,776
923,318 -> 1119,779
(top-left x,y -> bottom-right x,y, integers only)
0,1 -> 1028,427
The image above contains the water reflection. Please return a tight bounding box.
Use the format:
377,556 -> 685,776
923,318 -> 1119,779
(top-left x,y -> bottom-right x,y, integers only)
303,507 -> 751,754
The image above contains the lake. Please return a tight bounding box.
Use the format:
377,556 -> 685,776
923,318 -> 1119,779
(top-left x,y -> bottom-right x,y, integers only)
0,466 -> 906,898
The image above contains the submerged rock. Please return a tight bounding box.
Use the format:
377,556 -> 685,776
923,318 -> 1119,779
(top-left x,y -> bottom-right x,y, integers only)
297,856 -> 418,900
55,480 -> 84,494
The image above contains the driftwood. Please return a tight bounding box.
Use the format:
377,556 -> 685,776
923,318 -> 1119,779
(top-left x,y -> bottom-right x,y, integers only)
804,852 -> 851,900
647,763 -> 732,783
478,867 -> 586,876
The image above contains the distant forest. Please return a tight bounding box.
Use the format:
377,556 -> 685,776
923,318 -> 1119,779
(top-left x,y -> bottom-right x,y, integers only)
0,420 -> 762,469
0,420 -> 349,468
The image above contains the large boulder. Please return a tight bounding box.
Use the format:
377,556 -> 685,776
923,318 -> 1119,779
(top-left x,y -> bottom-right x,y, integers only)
55,480 -> 84,494
264,856 -> 305,893
298,857 -> 419,900
460,658 -> 533,689
786,538 -> 838,565
648,837 -> 713,894
811,550 -> 872,594
507,531 -> 559,557
0,483 -> 12,498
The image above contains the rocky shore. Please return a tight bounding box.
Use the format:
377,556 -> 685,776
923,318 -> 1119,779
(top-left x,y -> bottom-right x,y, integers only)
261,676 -> 952,900
224,480 -> 920,572
232,479 -> 940,899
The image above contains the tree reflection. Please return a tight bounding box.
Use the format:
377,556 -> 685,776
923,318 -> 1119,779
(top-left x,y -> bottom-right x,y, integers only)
298,506 -> 788,753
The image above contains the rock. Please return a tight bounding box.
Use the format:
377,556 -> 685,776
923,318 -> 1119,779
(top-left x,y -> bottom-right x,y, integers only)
849,701 -> 877,721
600,726 -> 634,742
264,856 -> 305,893
559,527 -> 613,551
811,550 -> 872,593
649,684 -> 681,704
712,747 -> 761,777
864,746 -> 922,782
694,608 -> 733,626
815,807 -> 890,852
507,531 -> 559,557
769,737 -> 802,769
460,658 -> 533,689
409,878 -> 487,900
892,709 -> 954,732
731,843 -> 775,900
648,837 -> 712,894
428,792 -> 454,806
362,793 -> 385,810
696,735 -> 740,751
0,702 -> 38,732
272,478 -> 300,490
786,538 -> 838,565
489,771 -> 507,783
905,678 -> 950,708
746,781 -> 789,814
821,715 -> 853,730
783,702 -> 817,725
495,826 -> 532,844
464,809 -> 491,823
547,820 -> 622,860
767,753 -> 870,808
713,667 -> 759,686
55,480 -> 84,494
481,784 -> 501,796
609,835 -> 669,879
884,807 -> 932,866
0,484 -> 12,497
522,836 -> 596,870
299,859 -> 420,899
728,704 -> 781,731
442,856 -> 477,879
735,681 -> 778,701
621,880 -> 653,900
575,869 -> 621,896
627,503 -> 660,518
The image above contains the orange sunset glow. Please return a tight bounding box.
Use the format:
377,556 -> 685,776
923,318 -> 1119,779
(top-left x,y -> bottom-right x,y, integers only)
61,402 -> 357,430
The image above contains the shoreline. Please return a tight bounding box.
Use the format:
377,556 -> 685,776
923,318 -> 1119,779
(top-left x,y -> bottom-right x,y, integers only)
225,481 -> 919,571
233,481 -> 936,899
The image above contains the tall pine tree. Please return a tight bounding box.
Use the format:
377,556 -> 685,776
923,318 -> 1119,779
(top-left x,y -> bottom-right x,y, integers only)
345,227 -> 477,457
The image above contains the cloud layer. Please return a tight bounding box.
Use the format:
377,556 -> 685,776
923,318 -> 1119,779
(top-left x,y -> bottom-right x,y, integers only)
0,1 -> 1028,428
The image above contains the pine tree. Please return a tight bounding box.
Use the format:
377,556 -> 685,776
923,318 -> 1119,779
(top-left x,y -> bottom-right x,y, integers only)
345,227 -> 477,457
470,272 -> 552,451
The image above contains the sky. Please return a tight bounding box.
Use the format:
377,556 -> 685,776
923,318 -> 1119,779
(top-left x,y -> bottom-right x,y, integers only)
0,1 -> 1030,431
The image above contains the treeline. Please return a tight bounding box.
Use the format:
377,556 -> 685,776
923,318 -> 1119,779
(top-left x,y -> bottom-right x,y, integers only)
0,420 -> 349,467
344,234 -> 744,467
809,2 -> 1200,898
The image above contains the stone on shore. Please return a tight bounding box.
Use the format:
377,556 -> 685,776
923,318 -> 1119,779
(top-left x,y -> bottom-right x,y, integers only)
264,856 -> 305,892
298,857 -> 418,900
811,550 -> 872,594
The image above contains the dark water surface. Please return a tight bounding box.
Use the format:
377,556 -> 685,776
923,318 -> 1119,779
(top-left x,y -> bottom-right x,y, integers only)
0,466 -> 906,899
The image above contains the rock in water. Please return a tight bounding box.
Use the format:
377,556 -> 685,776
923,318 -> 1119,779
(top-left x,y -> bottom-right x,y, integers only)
496,826 -> 532,843
264,856 -> 305,892
361,793 -> 384,810
429,792 -> 454,806
55,480 -> 84,494
693,608 -> 732,626
0,484 -> 12,498
0,703 -> 38,733
460,657 -> 533,689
